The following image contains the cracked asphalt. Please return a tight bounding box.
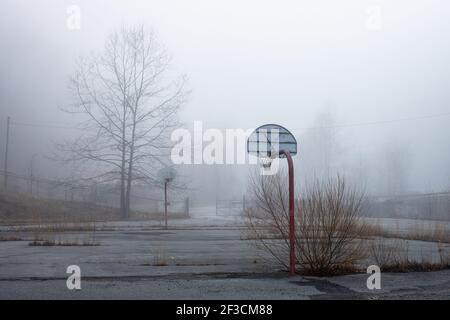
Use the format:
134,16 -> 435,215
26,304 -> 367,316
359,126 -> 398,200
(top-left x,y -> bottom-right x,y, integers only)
1,226 -> 449,299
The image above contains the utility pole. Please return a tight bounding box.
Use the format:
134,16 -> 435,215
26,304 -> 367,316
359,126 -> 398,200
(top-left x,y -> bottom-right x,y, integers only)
3,116 -> 10,190
29,154 -> 37,196
164,180 -> 168,229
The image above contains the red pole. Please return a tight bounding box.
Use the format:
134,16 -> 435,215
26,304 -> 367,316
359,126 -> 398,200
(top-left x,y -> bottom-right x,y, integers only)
280,150 -> 295,275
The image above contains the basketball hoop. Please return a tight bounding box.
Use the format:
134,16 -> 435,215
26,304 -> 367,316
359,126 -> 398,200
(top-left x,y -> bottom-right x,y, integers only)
158,166 -> 176,183
260,157 -> 273,169
260,147 -> 279,169
246,123 -> 298,276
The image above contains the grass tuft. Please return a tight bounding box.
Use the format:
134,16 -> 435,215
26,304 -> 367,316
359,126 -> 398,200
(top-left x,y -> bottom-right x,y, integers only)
29,239 -> 99,246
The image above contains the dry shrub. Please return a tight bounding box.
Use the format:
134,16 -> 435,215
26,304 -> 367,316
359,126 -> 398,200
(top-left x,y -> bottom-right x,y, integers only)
298,177 -> 368,275
370,239 -> 450,272
150,243 -> 169,266
369,239 -> 407,269
245,171 -> 368,276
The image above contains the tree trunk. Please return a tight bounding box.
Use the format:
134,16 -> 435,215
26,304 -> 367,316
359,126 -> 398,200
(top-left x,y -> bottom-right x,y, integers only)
125,117 -> 137,218
120,165 -> 127,219
120,106 -> 128,220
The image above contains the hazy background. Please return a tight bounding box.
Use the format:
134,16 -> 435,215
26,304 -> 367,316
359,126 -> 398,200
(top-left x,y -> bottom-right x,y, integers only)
1,0 -> 450,203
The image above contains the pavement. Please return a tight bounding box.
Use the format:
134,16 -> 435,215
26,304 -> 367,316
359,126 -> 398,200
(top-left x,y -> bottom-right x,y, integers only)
0,209 -> 449,299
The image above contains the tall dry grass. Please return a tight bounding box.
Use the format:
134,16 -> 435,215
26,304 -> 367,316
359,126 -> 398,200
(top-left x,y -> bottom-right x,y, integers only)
369,239 -> 450,272
361,219 -> 450,244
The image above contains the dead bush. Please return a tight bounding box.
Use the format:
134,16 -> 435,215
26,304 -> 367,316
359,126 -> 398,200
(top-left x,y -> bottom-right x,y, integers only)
245,171 -> 367,276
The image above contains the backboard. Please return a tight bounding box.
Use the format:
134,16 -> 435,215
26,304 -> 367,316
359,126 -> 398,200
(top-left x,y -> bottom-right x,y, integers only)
247,124 -> 297,158
158,166 -> 177,182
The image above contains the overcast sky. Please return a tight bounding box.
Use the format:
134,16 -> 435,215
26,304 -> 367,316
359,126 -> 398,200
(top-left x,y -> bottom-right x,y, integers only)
1,0 -> 450,192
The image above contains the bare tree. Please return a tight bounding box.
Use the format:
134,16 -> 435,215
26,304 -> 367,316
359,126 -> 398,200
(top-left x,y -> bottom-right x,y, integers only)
58,25 -> 188,219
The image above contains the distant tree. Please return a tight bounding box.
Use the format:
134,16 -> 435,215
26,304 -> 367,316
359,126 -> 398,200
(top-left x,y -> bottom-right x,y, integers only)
58,25 -> 189,219
381,140 -> 410,196
300,110 -> 343,181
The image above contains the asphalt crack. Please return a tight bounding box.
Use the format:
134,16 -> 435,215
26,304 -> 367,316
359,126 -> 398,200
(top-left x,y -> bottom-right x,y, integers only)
292,277 -> 365,300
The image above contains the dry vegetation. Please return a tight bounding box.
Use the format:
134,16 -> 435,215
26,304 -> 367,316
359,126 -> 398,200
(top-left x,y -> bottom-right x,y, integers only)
0,189 -> 119,224
245,172 -> 369,276
0,235 -> 25,241
244,171 -> 450,276
369,239 -> 450,272
0,189 -> 174,225
29,238 -> 100,246
363,221 -> 450,244
143,243 -> 171,266
27,227 -> 100,246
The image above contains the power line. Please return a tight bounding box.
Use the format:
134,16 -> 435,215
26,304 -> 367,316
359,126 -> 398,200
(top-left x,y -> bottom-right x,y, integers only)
10,121 -> 86,130
8,111 -> 450,132
290,111 -> 450,131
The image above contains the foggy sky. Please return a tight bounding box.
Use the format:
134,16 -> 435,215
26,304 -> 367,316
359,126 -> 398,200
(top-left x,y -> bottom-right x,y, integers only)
1,0 -> 450,196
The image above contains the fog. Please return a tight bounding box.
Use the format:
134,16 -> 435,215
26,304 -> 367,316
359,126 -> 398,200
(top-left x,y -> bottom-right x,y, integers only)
1,0 -> 450,204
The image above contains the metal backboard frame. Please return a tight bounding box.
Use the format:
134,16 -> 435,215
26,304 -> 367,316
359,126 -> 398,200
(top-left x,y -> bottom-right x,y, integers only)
247,124 -> 297,158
